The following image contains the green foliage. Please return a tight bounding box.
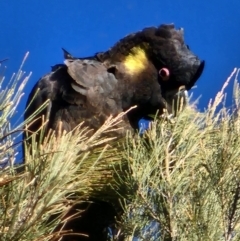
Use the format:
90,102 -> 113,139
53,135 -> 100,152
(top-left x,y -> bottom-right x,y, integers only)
0,118 -> 125,241
0,54 -> 31,168
116,68 -> 240,241
0,57 -> 124,240
0,57 -> 240,241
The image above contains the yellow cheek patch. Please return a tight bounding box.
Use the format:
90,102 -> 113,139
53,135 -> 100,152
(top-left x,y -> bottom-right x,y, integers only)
123,47 -> 148,75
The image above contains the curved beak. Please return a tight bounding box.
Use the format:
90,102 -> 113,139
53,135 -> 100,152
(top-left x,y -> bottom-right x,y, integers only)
186,60 -> 205,90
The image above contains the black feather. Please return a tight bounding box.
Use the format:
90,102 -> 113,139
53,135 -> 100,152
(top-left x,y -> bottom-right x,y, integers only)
23,24 -> 205,241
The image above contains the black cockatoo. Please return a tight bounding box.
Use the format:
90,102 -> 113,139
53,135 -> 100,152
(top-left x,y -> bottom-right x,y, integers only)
23,24 -> 205,241
24,24 -> 204,140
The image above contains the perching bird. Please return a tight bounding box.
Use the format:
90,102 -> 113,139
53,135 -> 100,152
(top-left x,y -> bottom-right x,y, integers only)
23,24 -> 205,241
24,24 -> 204,141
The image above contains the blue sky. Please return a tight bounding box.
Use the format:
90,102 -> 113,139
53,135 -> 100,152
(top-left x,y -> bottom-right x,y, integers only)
1,0 -> 240,131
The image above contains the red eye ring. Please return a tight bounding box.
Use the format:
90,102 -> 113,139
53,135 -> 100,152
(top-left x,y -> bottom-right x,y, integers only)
159,68 -> 170,81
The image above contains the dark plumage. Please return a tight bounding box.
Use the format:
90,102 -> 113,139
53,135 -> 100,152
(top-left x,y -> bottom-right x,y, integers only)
24,58 -> 127,138
25,24 -> 204,140
23,24 -> 205,241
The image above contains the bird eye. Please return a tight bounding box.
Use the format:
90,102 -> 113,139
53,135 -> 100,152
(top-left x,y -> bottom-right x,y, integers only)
159,68 -> 170,81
